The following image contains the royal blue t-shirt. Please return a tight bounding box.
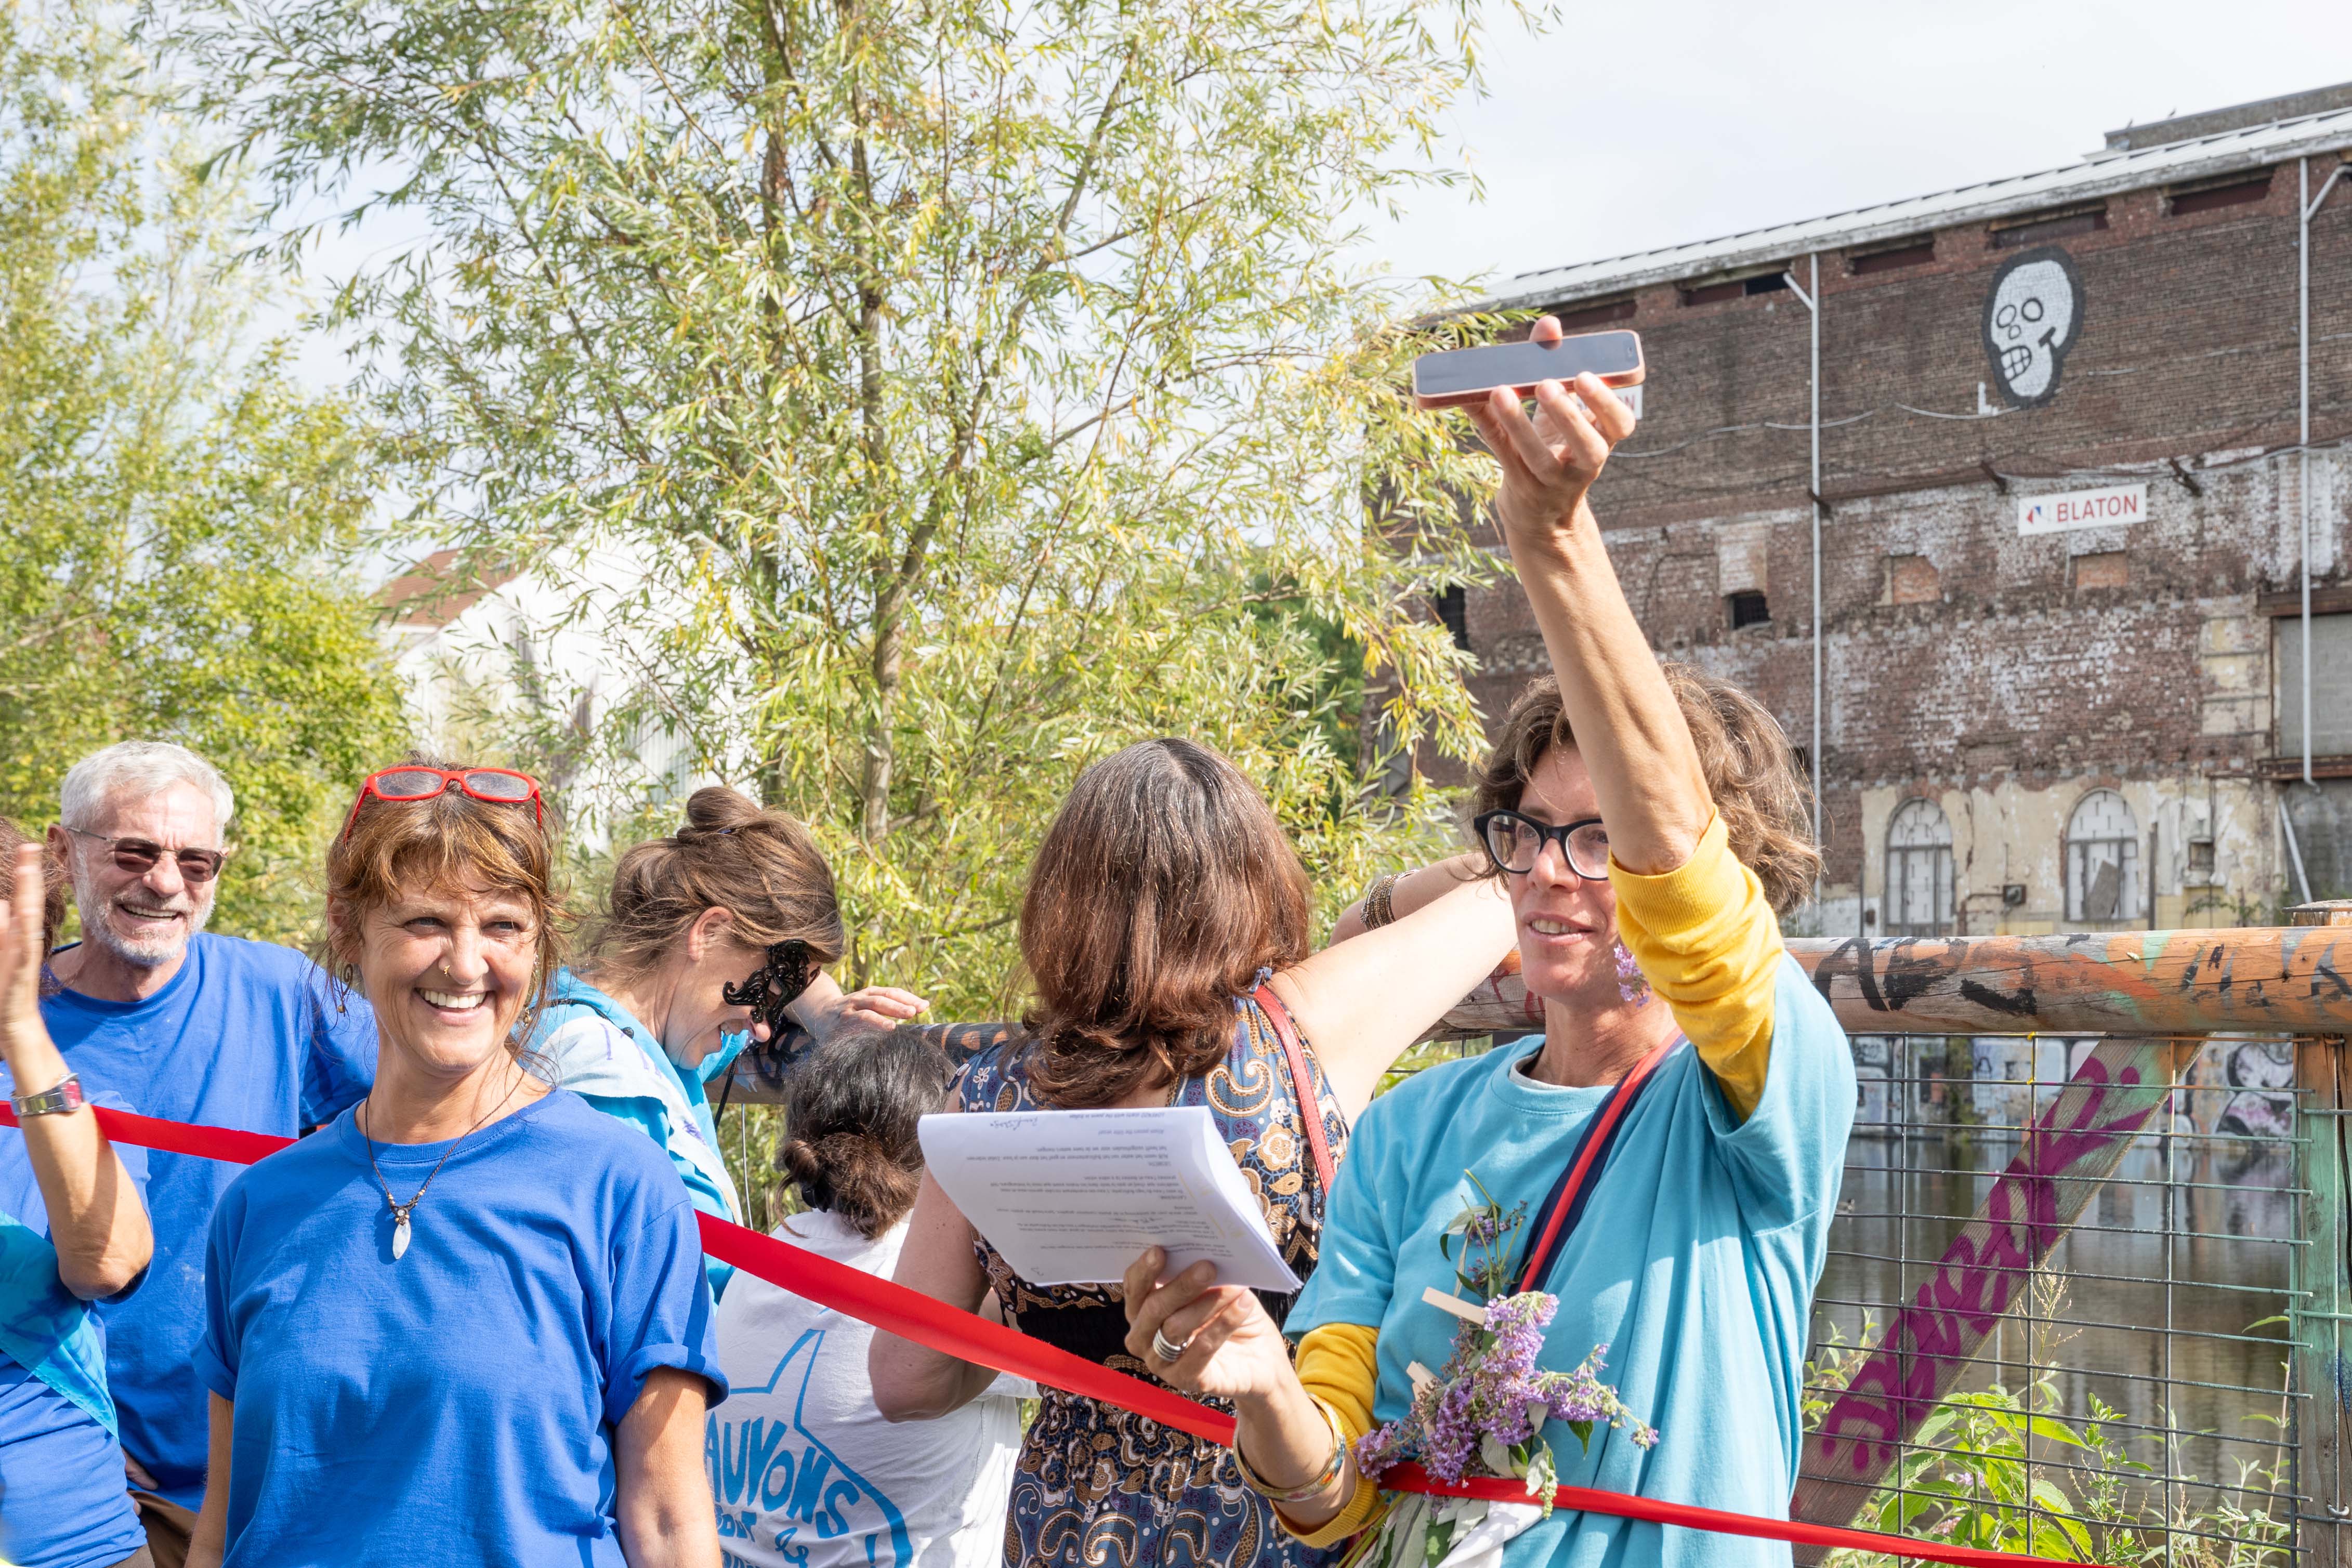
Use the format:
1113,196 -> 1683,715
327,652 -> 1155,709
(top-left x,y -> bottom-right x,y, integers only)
0,1098 -> 150,1568
1290,956 -> 1855,1568
41,933 -> 377,1508
197,1088 -> 727,1568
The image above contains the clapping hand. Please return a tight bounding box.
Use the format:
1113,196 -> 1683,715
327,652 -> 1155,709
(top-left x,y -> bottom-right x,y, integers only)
1463,314 -> 1639,558
0,844 -> 49,1073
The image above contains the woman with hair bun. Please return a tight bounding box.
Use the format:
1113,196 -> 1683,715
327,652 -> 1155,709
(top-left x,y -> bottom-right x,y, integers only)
189,761 -> 723,1567
532,786 -> 926,1298
709,1029 -> 1031,1568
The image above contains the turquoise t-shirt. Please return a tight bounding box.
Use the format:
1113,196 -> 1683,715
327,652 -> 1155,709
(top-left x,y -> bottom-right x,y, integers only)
1289,954 -> 1854,1568
531,969 -> 748,1300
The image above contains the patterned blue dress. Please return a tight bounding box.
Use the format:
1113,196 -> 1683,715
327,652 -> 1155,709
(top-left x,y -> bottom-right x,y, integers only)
957,997 -> 1350,1568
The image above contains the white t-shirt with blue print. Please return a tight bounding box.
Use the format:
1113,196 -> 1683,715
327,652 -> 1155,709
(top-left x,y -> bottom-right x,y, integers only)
711,1208 -> 1030,1568
1288,954 -> 1854,1568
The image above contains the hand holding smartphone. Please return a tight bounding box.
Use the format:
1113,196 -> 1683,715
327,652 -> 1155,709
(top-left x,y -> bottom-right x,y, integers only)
1411,328 -> 1644,412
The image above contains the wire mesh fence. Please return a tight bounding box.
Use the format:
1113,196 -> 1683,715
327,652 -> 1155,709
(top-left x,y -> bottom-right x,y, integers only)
1805,1033 -> 2306,1567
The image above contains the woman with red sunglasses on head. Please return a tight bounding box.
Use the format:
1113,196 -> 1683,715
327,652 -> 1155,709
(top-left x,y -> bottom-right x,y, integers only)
528,785 -> 927,1302
188,760 -> 725,1568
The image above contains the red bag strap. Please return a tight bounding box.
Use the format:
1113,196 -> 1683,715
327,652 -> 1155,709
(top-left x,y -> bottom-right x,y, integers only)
1252,982 -> 1336,1194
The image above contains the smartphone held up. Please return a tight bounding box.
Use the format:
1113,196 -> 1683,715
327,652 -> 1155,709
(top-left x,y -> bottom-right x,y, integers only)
1411,328 -> 1645,413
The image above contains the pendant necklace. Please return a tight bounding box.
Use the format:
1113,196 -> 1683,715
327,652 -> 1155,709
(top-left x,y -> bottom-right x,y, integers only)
360,1068 -> 527,1260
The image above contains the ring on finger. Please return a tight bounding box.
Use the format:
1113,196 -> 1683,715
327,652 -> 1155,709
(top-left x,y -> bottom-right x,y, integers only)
1151,1327 -> 1191,1363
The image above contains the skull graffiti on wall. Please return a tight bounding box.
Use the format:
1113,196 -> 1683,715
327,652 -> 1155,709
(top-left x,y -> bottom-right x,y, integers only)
1981,245 -> 2084,407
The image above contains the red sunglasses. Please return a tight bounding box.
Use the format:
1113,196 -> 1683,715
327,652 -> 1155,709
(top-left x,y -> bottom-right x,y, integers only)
342,766 -> 545,841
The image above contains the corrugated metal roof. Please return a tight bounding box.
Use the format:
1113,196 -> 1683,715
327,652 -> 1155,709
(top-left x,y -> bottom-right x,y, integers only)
1472,106 -> 2352,314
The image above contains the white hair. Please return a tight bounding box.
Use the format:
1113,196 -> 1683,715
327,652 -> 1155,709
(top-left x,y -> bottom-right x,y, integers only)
60,741 -> 234,839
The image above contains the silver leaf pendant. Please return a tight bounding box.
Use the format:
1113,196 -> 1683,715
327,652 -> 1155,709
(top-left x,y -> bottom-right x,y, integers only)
392,1212 -> 412,1260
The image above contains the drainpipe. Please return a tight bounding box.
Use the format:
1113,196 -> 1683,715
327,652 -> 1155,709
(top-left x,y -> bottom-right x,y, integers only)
1784,254 -> 1824,854
2300,155 -> 2345,788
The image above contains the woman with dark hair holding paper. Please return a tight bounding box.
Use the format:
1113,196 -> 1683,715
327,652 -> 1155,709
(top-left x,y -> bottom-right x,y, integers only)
870,743 -> 1525,1568
1115,321 -> 1852,1568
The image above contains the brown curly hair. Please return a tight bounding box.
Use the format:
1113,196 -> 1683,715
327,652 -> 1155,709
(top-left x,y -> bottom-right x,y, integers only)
1019,739 -> 1312,1110
1470,667 -> 1820,915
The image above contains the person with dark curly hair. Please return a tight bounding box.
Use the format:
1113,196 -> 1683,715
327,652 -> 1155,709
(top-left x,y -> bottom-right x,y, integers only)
710,1029 -> 1031,1568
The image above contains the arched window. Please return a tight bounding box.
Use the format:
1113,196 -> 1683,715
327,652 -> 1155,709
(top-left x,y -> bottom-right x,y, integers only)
2066,789 -> 2141,924
1884,798 -> 1954,938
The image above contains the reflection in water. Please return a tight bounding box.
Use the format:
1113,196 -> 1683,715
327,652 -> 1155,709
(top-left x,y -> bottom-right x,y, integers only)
1812,1126 -> 2295,1507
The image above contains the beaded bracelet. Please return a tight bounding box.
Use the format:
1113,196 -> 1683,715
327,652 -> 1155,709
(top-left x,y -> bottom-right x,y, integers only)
1362,873 -> 1401,930
1231,1397 -> 1348,1504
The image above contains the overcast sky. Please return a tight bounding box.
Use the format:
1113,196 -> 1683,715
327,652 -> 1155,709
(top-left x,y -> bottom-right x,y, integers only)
1357,0 -> 2352,293
275,1 -> 2352,394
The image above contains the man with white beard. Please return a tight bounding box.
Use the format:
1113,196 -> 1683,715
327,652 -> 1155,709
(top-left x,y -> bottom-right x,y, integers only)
40,742 -> 376,1567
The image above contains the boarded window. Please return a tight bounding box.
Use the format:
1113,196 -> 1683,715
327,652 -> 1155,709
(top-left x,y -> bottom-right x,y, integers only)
1885,798 -> 1954,938
1991,207 -> 2108,248
2169,173 -> 2272,216
1548,297 -> 1636,331
2073,551 -> 2129,590
2065,789 -> 2141,924
1850,241 -> 1936,275
2278,612 -> 2352,756
1887,554 -> 1941,604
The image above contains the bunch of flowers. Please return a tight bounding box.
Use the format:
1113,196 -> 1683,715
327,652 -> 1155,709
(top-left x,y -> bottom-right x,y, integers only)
1338,1178 -> 1657,1568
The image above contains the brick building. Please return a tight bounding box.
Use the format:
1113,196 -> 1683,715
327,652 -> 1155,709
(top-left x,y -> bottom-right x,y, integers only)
1442,84 -> 2352,937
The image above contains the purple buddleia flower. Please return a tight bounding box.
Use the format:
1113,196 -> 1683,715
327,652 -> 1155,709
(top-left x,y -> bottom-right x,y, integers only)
1612,940 -> 1651,1005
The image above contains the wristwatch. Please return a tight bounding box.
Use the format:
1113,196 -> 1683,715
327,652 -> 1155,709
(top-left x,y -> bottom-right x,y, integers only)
11,1071 -> 88,1118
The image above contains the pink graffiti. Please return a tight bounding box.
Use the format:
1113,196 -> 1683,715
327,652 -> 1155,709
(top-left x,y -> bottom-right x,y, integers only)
1809,1052 -> 2166,1476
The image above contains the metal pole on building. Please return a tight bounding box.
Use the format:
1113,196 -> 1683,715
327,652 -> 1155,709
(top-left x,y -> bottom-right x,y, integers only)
1783,255 -> 1824,853
1811,251 -> 1823,853
2301,155 -> 2346,791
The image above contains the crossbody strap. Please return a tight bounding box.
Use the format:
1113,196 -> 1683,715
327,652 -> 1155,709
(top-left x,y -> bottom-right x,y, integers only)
1514,1036 -> 1676,1294
1252,982 -> 1336,1194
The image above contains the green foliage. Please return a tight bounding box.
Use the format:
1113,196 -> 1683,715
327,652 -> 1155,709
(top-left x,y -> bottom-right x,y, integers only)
168,0 -> 1538,1015
0,1 -> 408,944
1803,1287 -> 2294,1568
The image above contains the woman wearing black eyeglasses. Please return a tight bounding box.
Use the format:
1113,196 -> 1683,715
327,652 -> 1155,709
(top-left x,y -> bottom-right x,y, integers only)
1119,319 -> 1853,1568
528,785 -> 927,1300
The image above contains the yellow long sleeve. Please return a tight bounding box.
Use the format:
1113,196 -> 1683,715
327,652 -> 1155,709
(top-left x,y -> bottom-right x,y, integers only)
1279,1323 -> 1388,1546
1607,811 -> 1781,1122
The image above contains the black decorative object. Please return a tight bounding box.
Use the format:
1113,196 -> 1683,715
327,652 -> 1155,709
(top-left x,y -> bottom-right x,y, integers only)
721,939 -> 817,1047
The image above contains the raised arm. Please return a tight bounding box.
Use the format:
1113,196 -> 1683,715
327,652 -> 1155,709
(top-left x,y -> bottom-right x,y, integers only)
0,842 -> 150,1298
1463,318 -> 1711,875
1268,866 -> 1516,1123
1326,851 -> 1488,944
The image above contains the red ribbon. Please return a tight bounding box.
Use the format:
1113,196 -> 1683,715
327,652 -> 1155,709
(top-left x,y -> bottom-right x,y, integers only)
3,1102 -> 2080,1568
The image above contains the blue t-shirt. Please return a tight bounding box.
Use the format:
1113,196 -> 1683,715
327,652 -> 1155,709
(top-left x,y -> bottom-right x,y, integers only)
41,932 -> 377,1508
1290,955 -> 1854,1568
196,1088 -> 727,1568
0,1092 -> 150,1568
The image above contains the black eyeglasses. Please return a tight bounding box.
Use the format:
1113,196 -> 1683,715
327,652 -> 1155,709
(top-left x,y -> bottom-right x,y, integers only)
67,828 -> 227,884
1473,811 -> 1610,880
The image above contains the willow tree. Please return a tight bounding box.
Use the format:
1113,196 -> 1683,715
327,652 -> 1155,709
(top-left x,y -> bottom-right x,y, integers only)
0,2 -> 408,946
173,0 -> 1523,1008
